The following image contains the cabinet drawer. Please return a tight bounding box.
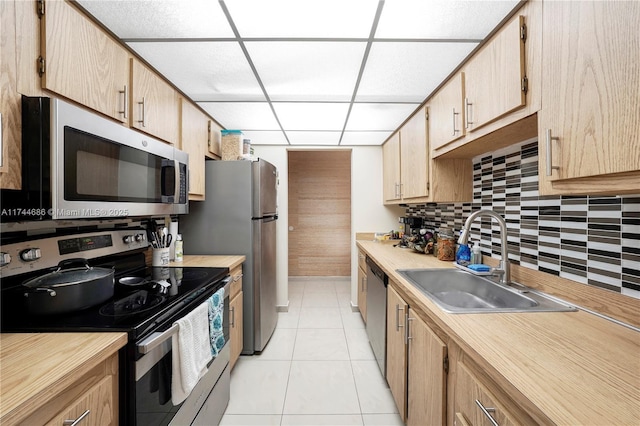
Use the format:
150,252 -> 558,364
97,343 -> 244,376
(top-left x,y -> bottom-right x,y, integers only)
45,375 -> 114,426
229,265 -> 243,300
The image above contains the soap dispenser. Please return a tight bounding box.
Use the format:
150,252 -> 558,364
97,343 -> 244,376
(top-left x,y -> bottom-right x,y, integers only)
471,241 -> 482,264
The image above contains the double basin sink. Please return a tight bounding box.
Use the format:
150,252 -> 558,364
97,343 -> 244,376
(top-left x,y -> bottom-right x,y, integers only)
397,268 -> 576,314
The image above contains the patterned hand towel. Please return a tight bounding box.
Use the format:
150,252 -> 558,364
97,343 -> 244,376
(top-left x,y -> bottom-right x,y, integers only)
208,286 -> 225,357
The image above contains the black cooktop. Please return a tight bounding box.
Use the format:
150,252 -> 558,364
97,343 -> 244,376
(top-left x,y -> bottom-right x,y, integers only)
0,265 -> 228,340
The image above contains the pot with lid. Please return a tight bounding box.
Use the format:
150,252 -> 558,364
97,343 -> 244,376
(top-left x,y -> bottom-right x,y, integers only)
22,258 -> 115,315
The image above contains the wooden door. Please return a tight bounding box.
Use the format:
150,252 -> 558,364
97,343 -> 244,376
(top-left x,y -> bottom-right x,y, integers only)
229,291 -> 243,370
41,0 -> 129,123
400,107 -> 429,199
131,58 -> 180,144
430,73 -> 465,151
407,309 -> 447,426
382,133 -> 401,203
288,150 -> 351,277
539,1 -> 640,181
386,285 -> 408,421
464,16 -> 525,132
180,99 -> 207,200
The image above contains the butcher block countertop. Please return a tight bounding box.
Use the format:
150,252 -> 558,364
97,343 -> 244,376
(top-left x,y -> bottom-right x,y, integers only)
358,240 -> 640,425
0,332 -> 127,424
168,254 -> 245,270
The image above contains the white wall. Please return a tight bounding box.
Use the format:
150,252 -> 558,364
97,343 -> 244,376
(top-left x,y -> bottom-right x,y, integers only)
252,145 -> 403,310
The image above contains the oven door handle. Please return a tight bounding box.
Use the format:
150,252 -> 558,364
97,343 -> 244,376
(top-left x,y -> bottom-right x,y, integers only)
137,277 -> 231,355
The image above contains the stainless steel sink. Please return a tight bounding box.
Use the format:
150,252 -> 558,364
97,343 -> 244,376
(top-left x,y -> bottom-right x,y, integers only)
397,268 -> 576,313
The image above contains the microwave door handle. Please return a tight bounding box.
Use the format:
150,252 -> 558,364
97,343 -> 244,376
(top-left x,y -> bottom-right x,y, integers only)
160,159 -> 176,203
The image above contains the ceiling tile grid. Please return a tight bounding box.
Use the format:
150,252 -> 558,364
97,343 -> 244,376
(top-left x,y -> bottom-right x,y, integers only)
77,0 -> 522,146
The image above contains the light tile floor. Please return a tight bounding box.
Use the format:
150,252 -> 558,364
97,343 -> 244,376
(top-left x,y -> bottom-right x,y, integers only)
220,278 -> 404,426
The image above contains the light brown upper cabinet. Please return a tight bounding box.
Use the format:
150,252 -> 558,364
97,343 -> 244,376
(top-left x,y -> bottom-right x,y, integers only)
130,58 -> 180,145
382,132 -> 401,203
40,0 -> 129,123
464,16 -> 526,133
538,0 -> 640,195
180,99 -> 208,200
400,107 -> 430,200
429,73 -> 465,151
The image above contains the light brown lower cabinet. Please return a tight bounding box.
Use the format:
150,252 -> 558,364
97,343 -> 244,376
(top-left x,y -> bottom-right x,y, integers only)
454,361 -> 520,426
357,263 -> 367,323
229,265 -> 244,370
45,375 -> 114,426
386,285 -> 408,421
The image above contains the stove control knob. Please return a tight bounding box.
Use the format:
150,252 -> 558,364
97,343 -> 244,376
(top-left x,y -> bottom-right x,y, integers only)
20,248 -> 41,262
123,235 -> 134,244
0,252 -> 11,267
135,233 -> 145,242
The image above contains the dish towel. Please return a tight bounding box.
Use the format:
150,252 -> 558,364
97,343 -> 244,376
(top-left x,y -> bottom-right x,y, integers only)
171,301 -> 212,405
208,287 -> 225,357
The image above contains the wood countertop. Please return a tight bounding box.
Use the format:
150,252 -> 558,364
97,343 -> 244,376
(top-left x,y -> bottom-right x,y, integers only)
357,240 -> 640,425
168,255 -> 245,270
0,332 -> 127,425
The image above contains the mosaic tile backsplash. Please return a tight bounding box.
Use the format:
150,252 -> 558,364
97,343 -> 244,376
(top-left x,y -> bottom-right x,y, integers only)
405,137 -> 640,299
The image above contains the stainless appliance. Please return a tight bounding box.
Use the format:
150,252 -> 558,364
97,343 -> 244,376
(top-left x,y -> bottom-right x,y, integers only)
0,96 -> 188,222
366,255 -> 388,376
0,229 -> 230,425
180,159 -> 278,354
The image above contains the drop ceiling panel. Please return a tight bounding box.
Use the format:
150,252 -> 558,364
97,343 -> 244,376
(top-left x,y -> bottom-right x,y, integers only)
127,42 -> 265,101
346,103 -> 421,131
224,0 -> 379,38
356,42 -> 478,102
273,103 -> 350,131
286,131 -> 342,146
245,42 -> 367,101
340,131 -> 394,146
77,0 -> 234,39
376,0 -> 521,39
241,131 -> 289,145
197,102 -> 280,130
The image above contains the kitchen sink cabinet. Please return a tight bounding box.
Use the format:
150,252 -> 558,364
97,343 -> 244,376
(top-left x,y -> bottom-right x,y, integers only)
229,265 -> 244,370
130,57 -> 180,145
40,0 -> 130,124
180,99 -> 207,200
386,284 -> 408,421
537,0 -> 640,195
454,361 -> 522,426
429,73 -> 466,151
357,251 -> 367,322
382,132 -> 401,203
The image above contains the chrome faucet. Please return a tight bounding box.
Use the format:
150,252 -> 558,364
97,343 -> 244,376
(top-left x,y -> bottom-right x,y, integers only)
458,209 -> 511,285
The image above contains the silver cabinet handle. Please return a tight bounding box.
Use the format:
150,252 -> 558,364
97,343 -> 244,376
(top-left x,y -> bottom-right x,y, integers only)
394,182 -> 400,198
452,107 -> 460,136
230,306 -> 235,327
363,276 -> 367,292
395,304 -> 404,332
475,400 -> 499,426
405,316 -> 414,344
545,129 -> 560,176
63,409 -> 90,426
233,273 -> 243,282
399,183 -> 403,198
137,96 -> 146,127
465,98 -> 473,129
118,85 -> 128,119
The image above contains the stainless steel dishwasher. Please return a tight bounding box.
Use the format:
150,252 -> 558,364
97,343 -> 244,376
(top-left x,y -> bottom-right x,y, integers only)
365,255 -> 388,376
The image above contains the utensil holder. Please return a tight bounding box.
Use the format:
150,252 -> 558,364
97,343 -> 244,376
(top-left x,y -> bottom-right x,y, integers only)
152,248 -> 170,266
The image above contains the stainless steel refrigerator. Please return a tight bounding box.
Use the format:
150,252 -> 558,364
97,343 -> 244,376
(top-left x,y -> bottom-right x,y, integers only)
180,159 -> 278,354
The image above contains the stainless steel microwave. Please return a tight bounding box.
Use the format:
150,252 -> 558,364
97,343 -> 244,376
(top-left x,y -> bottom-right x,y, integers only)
0,96 -> 188,222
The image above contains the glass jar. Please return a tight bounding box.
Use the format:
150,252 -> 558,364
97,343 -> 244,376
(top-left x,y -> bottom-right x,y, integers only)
437,228 -> 455,261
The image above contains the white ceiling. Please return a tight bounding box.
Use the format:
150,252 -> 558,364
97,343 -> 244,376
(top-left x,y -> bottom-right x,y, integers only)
76,0 -> 522,146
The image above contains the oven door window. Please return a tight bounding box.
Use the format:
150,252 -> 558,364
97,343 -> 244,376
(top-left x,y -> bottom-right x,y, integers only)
64,126 -> 175,203
137,348 -> 178,426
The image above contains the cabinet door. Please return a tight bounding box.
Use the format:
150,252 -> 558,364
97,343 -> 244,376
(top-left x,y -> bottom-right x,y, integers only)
45,376 -> 114,426
41,0 -> 129,123
357,265 -> 367,323
386,285 -> 408,421
400,107 -> 429,199
539,1 -> 640,182
382,132 -> 401,203
430,73 -> 465,151
207,119 -> 222,158
407,308 -> 446,426
131,58 -> 180,144
464,16 -> 525,132
454,362 -> 519,426
230,291 -> 243,370
180,99 -> 207,200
